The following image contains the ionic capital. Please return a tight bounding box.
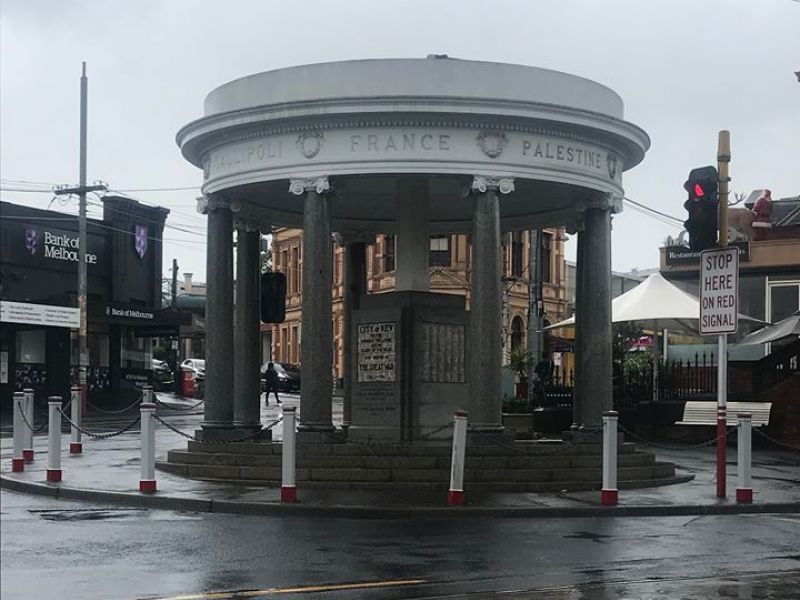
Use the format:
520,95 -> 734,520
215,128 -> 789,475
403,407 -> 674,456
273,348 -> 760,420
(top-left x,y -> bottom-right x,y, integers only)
576,193 -> 623,215
196,195 -> 241,214
234,218 -> 267,233
471,176 -> 515,195
288,177 -> 330,196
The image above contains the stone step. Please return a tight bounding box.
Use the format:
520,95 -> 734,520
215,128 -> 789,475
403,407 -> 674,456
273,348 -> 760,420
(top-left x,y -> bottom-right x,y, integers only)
157,461 -> 674,486
166,449 -> 655,470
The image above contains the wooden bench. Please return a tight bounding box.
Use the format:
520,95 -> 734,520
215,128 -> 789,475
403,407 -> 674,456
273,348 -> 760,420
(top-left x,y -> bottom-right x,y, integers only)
676,401 -> 772,427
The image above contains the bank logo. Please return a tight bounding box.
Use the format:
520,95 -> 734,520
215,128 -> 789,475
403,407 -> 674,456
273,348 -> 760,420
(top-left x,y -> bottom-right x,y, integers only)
134,225 -> 148,259
25,228 -> 38,255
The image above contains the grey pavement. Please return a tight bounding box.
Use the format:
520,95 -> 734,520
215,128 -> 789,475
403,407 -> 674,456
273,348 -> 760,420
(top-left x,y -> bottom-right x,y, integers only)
1,392 -> 798,518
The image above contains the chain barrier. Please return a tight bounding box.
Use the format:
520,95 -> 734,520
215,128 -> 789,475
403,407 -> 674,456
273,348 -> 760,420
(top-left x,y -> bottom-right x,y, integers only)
16,400 -> 47,433
617,423 -> 734,451
57,407 -> 142,440
154,396 -> 204,412
151,413 -> 274,444
418,422 -> 454,441
86,392 -> 144,415
753,427 -> 800,453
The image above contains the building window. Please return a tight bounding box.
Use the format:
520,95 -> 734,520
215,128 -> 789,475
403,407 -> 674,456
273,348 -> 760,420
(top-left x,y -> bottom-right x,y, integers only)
541,232 -> 552,283
290,247 -> 299,294
511,231 -> 524,278
768,281 -> 799,323
511,316 -> 525,349
384,235 -> 396,272
429,235 -> 451,267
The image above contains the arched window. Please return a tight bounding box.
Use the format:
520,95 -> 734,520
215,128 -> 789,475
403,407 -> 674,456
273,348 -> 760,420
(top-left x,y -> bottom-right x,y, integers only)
511,316 -> 525,349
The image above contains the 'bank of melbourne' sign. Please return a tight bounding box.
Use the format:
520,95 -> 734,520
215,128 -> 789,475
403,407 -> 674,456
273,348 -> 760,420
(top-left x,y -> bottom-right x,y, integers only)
23,227 -> 100,265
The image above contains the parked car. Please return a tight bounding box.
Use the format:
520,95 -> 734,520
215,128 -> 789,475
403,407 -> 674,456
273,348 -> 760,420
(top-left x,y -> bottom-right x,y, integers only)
151,358 -> 173,391
181,358 -> 205,381
260,362 -> 301,393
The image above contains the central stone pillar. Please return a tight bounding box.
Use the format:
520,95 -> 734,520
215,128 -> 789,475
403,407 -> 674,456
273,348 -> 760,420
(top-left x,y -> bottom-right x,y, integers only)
290,177 -> 334,436
395,179 -> 430,292
233,223 -> 263,433
575,195 -> 618,431
336,232 -> 373,431
468,176 -> 515,431
198,195 -> 236,438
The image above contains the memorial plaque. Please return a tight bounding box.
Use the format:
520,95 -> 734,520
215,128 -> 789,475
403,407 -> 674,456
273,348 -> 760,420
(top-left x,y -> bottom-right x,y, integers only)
357,322 -> 396,382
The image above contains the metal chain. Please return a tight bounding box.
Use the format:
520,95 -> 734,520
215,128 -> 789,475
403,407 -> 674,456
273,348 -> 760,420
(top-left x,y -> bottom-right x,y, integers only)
86,393 -> 143,415
152,414 -> 264,444
57,407 -> 142,439
16,401 -> 47,432
154,397 -> 204,412
753,427 -> 800,453
418,422 -> 454,441
617,423 -> 733,451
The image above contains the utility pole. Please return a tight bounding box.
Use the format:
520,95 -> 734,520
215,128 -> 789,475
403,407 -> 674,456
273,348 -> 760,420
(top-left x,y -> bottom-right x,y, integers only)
53,63 -> 106,414
171,258 -> 178,308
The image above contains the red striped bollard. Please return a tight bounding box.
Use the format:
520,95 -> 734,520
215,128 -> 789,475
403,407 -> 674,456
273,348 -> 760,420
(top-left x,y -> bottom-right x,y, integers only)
736,413 -> 753,504
448,410 -> 468,506
47,396 -> 62,482
139,385 -> 156,493
281,406 -> 297,503
12,392 -> 25,472
601,411 -> 618,506
70,386 -> 82,454
23,388 -> 34,462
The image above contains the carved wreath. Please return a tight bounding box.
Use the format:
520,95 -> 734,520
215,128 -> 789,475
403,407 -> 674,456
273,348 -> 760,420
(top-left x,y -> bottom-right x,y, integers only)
296,131 -> 324,159
477,130 -> 508,158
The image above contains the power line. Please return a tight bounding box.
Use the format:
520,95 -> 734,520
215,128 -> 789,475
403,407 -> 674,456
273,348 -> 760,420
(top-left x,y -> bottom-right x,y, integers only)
623,197 -> 683,224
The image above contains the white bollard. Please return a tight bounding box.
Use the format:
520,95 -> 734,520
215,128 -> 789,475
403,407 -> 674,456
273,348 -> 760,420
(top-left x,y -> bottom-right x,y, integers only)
448,410 -> 468,506
23,388 -> 34,462
47,396 -> 62,482
69,386 -> 82,454
281,406 -> 298,503
12,392 -> 25,472
139,389 -> 157,493
601,410 -> 618,506
736,413 -> 753,504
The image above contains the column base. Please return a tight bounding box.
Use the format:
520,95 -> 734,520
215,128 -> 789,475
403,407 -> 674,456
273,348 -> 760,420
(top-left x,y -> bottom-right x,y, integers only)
296,427 -> 336,445
23,450 -> 34,462
12,458 -> 24,472
448,489 -> 465,506
69,443 -> 83,454
195,427 -> 248,442
600,488 -> 618,506
46,469 -> 62,482
281,485 -> 298,503
736,488 -> 753,503
139,480 -> 157,493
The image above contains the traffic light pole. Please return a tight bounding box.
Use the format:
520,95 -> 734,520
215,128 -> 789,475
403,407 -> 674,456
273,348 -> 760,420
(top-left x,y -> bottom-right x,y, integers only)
716,130 -> 731,498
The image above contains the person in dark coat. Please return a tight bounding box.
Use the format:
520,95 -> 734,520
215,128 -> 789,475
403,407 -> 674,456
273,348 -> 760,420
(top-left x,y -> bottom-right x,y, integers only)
264,362 -> 281,406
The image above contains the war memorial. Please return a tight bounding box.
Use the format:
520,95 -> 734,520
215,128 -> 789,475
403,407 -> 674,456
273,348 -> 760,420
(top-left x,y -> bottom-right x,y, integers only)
164,57 -> 683,491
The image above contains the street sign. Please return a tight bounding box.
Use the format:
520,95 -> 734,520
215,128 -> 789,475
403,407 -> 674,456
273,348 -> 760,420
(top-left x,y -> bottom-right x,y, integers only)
699,247 -> 739,335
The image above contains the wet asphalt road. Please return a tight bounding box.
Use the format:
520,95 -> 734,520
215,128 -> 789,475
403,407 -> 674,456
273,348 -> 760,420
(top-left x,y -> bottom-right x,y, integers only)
2,489 -> 799,600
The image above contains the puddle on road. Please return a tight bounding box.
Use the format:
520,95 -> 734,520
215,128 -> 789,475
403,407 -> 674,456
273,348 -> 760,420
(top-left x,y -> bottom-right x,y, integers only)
29,508 -> 203,522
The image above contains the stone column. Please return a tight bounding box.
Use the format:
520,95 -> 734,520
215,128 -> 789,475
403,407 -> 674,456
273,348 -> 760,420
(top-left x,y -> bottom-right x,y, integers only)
197,195 -> 237,438
335,232 -> 373,431
233,223 -> 262,433
290,177 -> 334,436
395,179 -> 430,292
576,195 -> 619,431
572,228 -> 585,430
468,176 -> 515,431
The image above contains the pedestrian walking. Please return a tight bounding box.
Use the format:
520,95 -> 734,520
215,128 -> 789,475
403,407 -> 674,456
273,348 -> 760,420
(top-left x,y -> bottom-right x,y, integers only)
264,362 -> 281,406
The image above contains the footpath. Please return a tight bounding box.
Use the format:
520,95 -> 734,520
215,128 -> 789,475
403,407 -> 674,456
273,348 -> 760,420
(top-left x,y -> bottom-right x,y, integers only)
1,393 -> 799,519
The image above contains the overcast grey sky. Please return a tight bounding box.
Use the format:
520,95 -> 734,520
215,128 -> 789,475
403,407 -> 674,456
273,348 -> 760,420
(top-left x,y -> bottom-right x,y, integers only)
2,0 -> 798,282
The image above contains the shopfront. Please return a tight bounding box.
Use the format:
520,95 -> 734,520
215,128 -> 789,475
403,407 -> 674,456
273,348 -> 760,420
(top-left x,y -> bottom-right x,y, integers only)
0,197 -> 190,406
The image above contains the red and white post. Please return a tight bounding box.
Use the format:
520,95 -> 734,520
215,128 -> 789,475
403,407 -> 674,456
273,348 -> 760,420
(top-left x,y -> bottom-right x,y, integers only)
281,406 -> 298,503
139,385 -> 156,493
736,413 -> 753,503
601,410 -> 619,506
448,410 -> 468,506
12,392 -> 25,472
69,386 -> 82,454
23,388 -> 34,462
47,396 -> 62,482
717,335 -> 728,498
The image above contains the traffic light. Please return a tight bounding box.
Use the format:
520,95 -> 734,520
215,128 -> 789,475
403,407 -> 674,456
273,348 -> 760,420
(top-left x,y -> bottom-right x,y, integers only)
683,166 -> 719,251
260,272 -> 287,323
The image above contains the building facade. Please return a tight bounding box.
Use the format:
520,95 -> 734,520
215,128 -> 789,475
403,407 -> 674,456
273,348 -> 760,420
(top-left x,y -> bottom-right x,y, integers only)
270,228 -> 568,382
0,197 -> 189,406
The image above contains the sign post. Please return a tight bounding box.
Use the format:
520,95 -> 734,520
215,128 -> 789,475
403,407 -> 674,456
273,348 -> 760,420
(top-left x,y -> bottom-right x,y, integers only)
700,245 -> 738,498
